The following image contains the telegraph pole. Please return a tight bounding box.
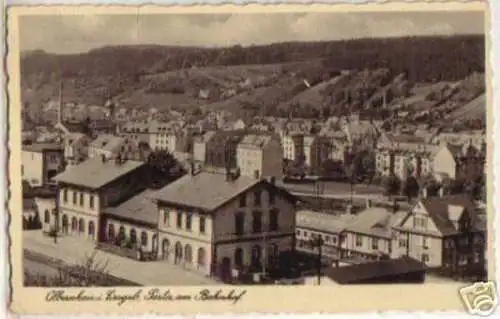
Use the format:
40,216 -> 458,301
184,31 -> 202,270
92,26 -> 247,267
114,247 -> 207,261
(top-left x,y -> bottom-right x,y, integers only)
309,236 -> 324,285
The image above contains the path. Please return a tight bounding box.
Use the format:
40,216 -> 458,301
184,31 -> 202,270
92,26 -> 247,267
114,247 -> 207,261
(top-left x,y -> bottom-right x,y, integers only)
23,231 -> 220,286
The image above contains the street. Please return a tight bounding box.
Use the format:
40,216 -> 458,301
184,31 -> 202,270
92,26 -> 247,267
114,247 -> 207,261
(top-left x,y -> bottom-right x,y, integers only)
23,231 -> 220,286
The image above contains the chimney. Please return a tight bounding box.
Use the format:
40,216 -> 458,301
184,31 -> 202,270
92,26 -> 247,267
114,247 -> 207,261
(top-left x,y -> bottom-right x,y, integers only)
101,154 -> 106,163
115,153 -> 122,165
253,170 -> 260,180
392,200 -> 400,214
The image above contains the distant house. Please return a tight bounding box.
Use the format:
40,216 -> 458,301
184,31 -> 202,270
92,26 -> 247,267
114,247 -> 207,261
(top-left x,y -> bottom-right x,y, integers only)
192,131 -> 216,163
236,133 -> 283,179
88,134 -> 138,160
22,143 -> 64,187
63,132 -> 91,167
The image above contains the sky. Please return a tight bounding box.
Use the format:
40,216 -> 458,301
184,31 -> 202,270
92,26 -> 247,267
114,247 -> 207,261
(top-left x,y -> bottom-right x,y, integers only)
19,11 -> 485,54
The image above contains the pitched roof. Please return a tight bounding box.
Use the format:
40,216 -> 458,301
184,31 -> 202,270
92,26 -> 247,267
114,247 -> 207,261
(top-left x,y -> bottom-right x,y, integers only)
296,210 -> 356,234
323,256 -> 427,284
418,194 -> 478,236
52,158 -> 145,189
346,207 -> 399,238
103,189 -> 158,226
152,172 -> 262,211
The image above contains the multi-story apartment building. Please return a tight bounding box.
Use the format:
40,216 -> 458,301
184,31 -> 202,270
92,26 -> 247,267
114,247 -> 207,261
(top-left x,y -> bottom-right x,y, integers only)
280,132 -> 304,162
303,135 -> 331,175
391,194 -> 486,277
63,132 -> 92,167
52,156 -> 149,242
205,130 -> 247,169
375,133 -> 436,180
22,143 -> 65,187
151,169 -> 297,280
236,133 -> 283,179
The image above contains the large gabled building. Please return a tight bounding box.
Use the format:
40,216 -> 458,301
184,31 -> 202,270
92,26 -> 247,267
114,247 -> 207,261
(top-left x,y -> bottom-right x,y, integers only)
151,168 -> 298,280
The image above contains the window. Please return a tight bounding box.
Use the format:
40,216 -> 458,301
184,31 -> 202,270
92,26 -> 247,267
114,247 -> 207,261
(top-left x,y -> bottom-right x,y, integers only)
176,212 -> 183,229
162,210 -> 169,226
63,189 -> 68,203
371,238 -> 379,250
252,211 -> 262,233
422,237 -> 429,249
269,209 -> 279,231
141,231 -> 148,246
421,254 -> 429,263
44,210 -> 50,223
332,236 -> 337,245
254,190 -> 261,206
199,217 -> 206,234
186,214 -> 192,231
79,193 -> 84,207
269,189 -> 275,205
304,231 -> 308,237
398,238 -> 407,248
235,213 -> 245,235
324,236 -> 330,243
239,195 -> 246,207
72,191 -> 77,205
89,195 -> 95,209
355,235 -> 363,247
296,230 -> 301,236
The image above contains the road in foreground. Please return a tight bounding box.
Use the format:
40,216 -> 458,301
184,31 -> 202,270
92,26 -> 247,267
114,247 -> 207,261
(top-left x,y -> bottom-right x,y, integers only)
23,231 -> 220,286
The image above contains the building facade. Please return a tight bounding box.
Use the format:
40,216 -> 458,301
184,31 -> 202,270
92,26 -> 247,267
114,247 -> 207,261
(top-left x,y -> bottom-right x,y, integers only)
236,134 -> 283,179
22,143 -> 65,187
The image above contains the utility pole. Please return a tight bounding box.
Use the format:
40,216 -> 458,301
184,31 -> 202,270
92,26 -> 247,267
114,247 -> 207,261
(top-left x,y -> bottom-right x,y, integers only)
309,236 -> 324,285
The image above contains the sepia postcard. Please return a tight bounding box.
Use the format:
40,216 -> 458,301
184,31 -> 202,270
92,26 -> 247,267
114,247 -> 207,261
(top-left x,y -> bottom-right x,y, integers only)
6,1 -> 497,316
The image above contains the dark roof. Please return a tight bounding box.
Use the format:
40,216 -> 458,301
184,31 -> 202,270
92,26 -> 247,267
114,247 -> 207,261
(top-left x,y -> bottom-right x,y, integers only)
419,194 -> 478,236
22,142 -> 63,152
323,256 -> 426,284
103,189 -> 158,226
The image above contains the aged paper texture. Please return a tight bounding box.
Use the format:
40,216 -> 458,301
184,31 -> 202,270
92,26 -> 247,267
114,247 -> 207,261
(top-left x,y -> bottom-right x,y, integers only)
6,1 -> 495,316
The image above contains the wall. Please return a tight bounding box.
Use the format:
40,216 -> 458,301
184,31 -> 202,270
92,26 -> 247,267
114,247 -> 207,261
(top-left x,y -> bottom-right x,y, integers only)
236,148 -> 263,178
343,231 -> 391,257
22,150 -> 44,187
262,138 -> 284,179
433,147 -> 457,179
192,141 -> 207,163
36,196 -> 57,232
104,218 -> 157,252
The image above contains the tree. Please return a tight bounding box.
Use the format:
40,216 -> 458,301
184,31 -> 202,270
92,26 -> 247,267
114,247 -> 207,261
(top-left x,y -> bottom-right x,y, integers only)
402,176 -> 420,202
383,175 -> 401,197
146,150 -> 184,188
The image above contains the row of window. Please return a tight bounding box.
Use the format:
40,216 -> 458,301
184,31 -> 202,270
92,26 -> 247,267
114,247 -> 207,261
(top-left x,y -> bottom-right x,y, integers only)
239,190 -> 275,207
162,211 -> 207,234
295,230 -> 338,245
62,189 -> 96,209
234,209 -> 280,235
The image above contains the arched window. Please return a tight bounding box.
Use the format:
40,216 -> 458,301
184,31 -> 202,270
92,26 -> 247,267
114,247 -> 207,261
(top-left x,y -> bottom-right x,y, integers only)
71,217 -> 78,231
108,224 -> 115,241
88,221 -> 95,238
44,210 -> 50,223
184,244 -> 193,264
130,229 -> 137,244
174,242 -> 183,264
141,231 -> 148,246
197,248 -> 206,267
61,215 -> 69,233
118,226 -> 126,243
234,248 -> 244,267
78,218 -> 85,233
162,238 -> 170,260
